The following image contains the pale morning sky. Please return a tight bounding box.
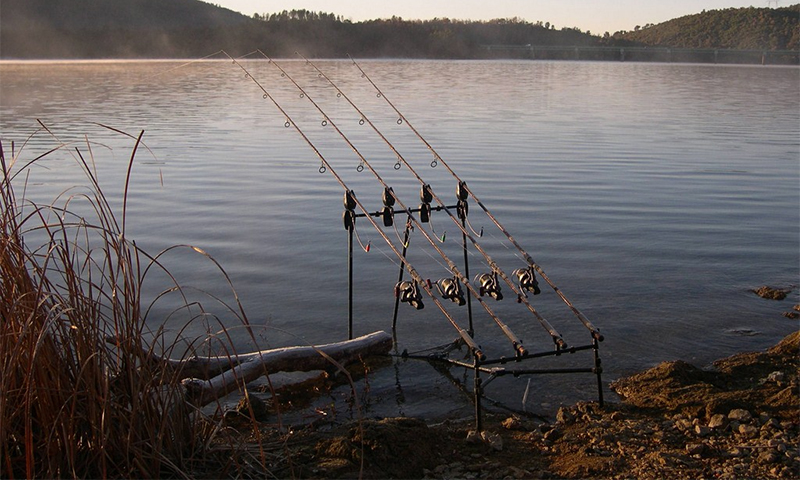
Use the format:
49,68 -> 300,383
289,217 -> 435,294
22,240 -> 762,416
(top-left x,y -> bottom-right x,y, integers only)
211,1 -> 772,35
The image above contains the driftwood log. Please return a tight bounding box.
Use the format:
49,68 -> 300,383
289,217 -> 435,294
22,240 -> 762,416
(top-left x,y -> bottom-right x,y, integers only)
179,331 -> 393,407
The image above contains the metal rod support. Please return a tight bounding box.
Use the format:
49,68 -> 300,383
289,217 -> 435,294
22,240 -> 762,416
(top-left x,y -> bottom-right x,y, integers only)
593,336 -> 604,407
348,224 -> 354,340
392,217 -> 412,331
474,357 -> 483,432
355,203 -> 458,219
461,215 -> 474,336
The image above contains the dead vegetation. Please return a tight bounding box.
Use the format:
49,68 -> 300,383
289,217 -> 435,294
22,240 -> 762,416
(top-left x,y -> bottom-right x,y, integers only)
0,128 -> 293,478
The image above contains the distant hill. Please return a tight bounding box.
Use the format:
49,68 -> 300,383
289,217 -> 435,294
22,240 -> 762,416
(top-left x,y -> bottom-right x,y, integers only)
0,1 -> 797,59
616,4 -> 799,50
2,0 -> 252,29
0,1 -> 597,59
0,0 -> 258,58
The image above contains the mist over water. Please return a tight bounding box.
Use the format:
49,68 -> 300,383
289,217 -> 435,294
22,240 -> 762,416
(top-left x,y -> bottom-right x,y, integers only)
1,59 -> 798,418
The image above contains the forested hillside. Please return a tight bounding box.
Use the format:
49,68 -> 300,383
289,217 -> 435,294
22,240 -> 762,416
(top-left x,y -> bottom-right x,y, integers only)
0,0 -> 258,58
248,14 -> 597,58
0,1 -> 596,59
3,0 -> 250,29
0,0 -> 797,59
618,5 -> 799,50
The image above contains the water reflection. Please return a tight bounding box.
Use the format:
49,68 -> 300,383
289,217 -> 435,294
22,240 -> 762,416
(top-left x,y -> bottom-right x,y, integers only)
0,59 -> 797,417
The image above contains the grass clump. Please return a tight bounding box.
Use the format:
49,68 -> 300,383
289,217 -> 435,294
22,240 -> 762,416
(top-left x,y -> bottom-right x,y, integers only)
0,128 -> 261,478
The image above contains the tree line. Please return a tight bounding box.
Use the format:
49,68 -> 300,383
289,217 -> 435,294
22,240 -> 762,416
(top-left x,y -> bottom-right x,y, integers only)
616,5 -> 799,50
0,2 -> 797,59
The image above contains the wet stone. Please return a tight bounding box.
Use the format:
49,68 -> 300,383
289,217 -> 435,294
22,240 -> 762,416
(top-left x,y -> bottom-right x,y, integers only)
694,424 -> 711,437
768,439 -> 787,452
751,285 -> 790,300
675,419 -> 694,431
729,409 -> 752,423
556,407 -> 575,425
765,371 -> 786,383
502,416 -> 524,431
729,448 -> 747,458
758,450 -> 781,464
708,414 -> 728,430
738,424 -> 759,438
466,430 -> 481,444
686,443 -> 706,456
761,417 -> 781,431
543,428 -> 562,442
481,431 -> 504,451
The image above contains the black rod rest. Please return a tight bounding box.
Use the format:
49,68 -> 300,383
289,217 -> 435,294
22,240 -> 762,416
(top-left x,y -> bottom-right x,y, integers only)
420,183 -> 434,203
476,343 -> 596,367
354,203 -> 459,219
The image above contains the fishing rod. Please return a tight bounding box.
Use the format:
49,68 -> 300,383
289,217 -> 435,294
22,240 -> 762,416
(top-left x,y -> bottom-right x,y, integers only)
347,55 -> 602,341
257,51 -> 527,357
221,51 -> 484,360
296,53 -> 567,350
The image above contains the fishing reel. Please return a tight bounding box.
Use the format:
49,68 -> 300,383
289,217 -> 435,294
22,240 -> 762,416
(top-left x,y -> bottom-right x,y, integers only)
395,280 -> 424,310
512,267 -> 541,295
436,276 -> 466,306
476,272 -> 503,300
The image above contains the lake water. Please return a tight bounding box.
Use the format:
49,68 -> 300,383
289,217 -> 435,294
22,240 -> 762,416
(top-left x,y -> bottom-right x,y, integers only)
1,59 -> 798,420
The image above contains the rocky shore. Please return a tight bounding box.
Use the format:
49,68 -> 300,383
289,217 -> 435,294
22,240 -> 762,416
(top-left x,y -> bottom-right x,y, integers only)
250,330 -> 799,479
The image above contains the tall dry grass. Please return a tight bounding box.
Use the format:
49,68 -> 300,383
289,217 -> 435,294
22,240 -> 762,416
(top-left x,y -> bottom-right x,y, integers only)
0,128 -> 265,478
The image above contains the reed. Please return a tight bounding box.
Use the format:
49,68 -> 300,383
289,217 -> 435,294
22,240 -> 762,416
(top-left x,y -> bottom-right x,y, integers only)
0,129 -> 264,478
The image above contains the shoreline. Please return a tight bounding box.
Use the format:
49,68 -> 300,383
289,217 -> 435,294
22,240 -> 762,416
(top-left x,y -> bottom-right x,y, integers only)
238,330 -> 799,479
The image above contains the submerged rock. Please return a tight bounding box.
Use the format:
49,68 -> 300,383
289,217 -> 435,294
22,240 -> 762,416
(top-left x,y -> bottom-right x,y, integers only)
751,285 -> 792,300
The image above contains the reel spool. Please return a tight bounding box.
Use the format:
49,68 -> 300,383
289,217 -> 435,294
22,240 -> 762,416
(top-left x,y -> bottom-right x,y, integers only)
512,267 -> 541,295
476,272 -> 503,300
396,280 -> 424,310
436,277 -> 466,306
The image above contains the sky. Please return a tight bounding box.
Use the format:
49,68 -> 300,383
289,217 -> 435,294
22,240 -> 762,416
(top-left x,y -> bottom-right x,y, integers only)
210,1 -> 773,35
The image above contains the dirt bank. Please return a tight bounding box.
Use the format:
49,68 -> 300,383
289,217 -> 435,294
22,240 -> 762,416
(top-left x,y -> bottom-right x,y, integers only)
242,330 -> 798,479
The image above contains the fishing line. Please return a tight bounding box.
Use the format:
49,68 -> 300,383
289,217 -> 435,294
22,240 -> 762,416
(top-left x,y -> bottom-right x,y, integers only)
464,215 -> 484,238
486,228 -> 514,251
142,50 -> 226,80
372,241 -> 403,269
420,243 -> 461,276
427,213 -> 446,243
223,51 -> 485,360
353,224 -> 371,253
299,54 -> 567,347
347,55 -> 601,341
261,51 -> 527,356
391,217 -> 409,248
